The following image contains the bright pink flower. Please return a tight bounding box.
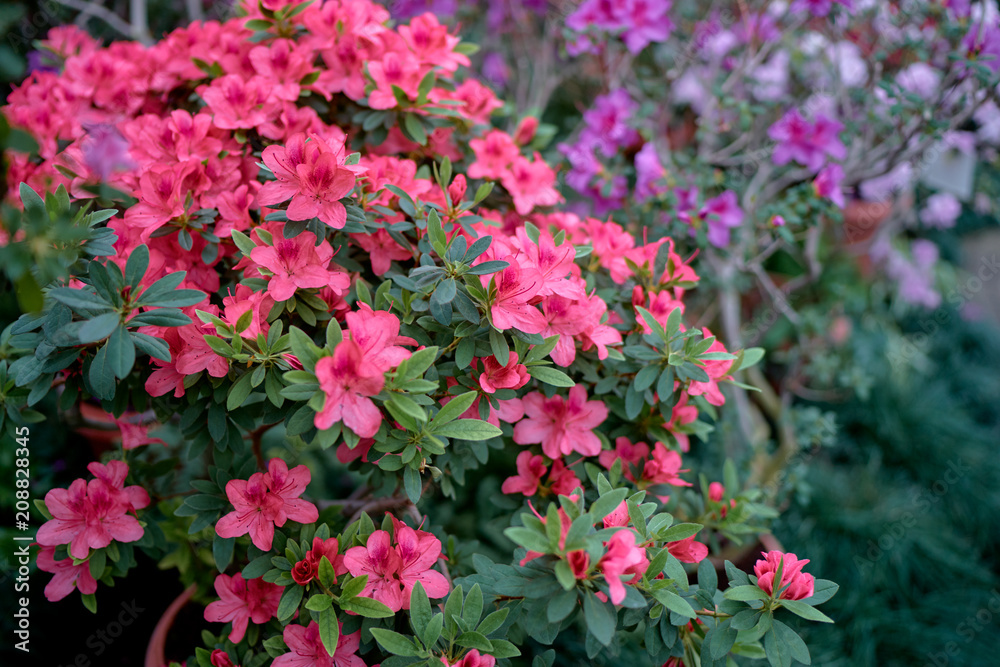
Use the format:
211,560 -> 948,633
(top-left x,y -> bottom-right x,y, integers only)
398,13 -> 469,72
665,391 -> 698,452
215,459 -> 318,551
37,545 -> 98,602
501,451 -> 547,496
367,50 -> 424,109
351,229 -> 411,275
598,437 -> 651,482
343,521 -> 449,613
221,284 -> 275,339
113,414 -> 166,450
599,529 -> 649,605
37,462 -> 147,560
667,535 -> 709,563
634,287 -> 685,335
567,549 -> 591,579
501,154 -> 562,215
489,260 -> 547,334
200,74 -> 279,130
709,482 -> 725,503
390,515 -> 451,606
273,620 -> 367,667
204,573 -> 283,643
257,132 -> 365,229
814,163 -> 846,208
250,231 -> 350,302
548,459 -> 582,496
345,303 -> 415,373
122,162 -> 199,233
514,385 -> 608,459
468,131 -> 519,180
314,340 -> 385,438
686,329 -> 734,406
478,352 -> 530,394
447,80 -> 502,125
603,501 -> 631,529
769,109 -> 845,172
641,443 -> 693,489
515,227 -> 580,299
699,190 -> 744,248
175,324 -> 231,378
754,551 -> 816,600
441,649 -> 496,667
248,39 -> 315,102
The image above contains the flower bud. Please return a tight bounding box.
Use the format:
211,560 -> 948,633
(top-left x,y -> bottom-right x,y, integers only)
708,482 -> 725,503
514,116 -> 539,145
567,549 -> 590,579
448,174 -> 467,206
291,559 -> 316,586
211,649 -> 238,667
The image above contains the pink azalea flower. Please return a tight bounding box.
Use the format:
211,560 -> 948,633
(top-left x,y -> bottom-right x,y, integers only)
598,437 -> 651,482
489,259 -> 547,334
113,414 -> 166,450
814,163 -> 846,208
513,385 -> 608,458
200,74 -> 279,130
686,329 -> 734,406
641,443 -> 693,489
514,227 -> 580,299
351,228 -> 411,275
344,304 -> 415,373
667,535 -> 709,563
390,515 -> 451,606
250,230 -> 350,302
273,620 -> 366,667
700,190 -> 744,248
215,459 -> 318,551
478,352 -> 530,394
342,530 -> 406,612
769,109 -> 845,172
603,500 -> 631,529
248,39 -> 315,102
367,50 -> 424,109
441,649 -> 496,667
37,545 -> 98,602
210,649 -> 238,667
754,551 -> 816,600
501,451 -> 547,496
204,573 -> 283,643
468,130 -> 519,180
257,132 -> 366,229
500,154 -> 562,215
221,284 -> 275,339
314,340 -> 386,438
37,462 -> 147,560
598,529 -> 649,605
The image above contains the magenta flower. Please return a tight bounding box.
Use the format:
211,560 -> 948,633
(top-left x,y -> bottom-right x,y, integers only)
501,451 -> 548,496
37,545 -> 98,602
666,535 -> 709,563
351,228 -> 411,275
342,530 -> 406,612
513,384 -> 609,459
390,515 -> 451,606
700,190 -> 744,248
215,459 -> 318,551
478,352 -> 530,394
442,650 -> 496,667
768,109 -> 846,172
489,260 -> 547,334
789,0 -> 852,16
250,231 -> 350,302
200,74 -> 278,130
314,340 -> 386,438
257,132 -> 366,229
37,462 -> 148,560
344,303 -> 415,374
641,443 -> 693,489
754,551 -> 816,600
598,529 -> 649,605
204,573 -> 283,643
814,164 -> 846,208
273,620 -> 366,667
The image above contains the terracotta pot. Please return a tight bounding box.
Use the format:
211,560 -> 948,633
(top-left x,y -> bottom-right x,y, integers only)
145,584 -> 198,667
842,199 -> 893,245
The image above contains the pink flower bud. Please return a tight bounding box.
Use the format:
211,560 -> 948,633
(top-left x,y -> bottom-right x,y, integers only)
709,482 -> 725,503
753,550 -> 815,600
513,116 -> 539,145
567,549 -> 590,579
448,174 -> 467,206
211,649 -> 237,667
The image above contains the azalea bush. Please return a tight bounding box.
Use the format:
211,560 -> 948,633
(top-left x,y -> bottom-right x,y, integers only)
1,1 -> 839,666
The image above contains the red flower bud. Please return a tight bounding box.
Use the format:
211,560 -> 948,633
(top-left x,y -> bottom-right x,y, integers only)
567,549 -> 590,579
448,174 -> 467,206
513,116 -> 539,145
211,649 -> 238,667
291,559 -> 316,586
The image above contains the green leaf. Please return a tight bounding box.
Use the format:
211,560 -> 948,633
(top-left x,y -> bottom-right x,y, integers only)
339,595 -> 394,618
87,344 -> 115,400
583,592 -> 616,646
213,535 -> 234,573
433,419 -> 501,441
771,620 -> 810,665
739,347 -> 765,370
409,581 -> 432,635
476,607 -> 509,636
653,589 -> 697,619
125,245 -> 149,289
277,584 -> 304,621
77,312 -> 120,343
725,585 -> 769,602
504,526 -> 550,553
318,556 -> 336,589
317,607 -> 340,657
779,600 -> 834,623
403,113 -> 427,145
698,558 -> 718,594
590,488 -> 629,522
527,366 -> 575,387
432,391 -> 476,426
455,631 -> 492,652
109,325 -> 136,378
489,327 -> 509,366
803,579 -> 839,605
242,555 -> 273,579
462,584 -> 484,629
50,287 -> 112,312
659,523 -> 703,542
369,629 -> 424,657
548,588 -> 577,623
227,373 -> 254,410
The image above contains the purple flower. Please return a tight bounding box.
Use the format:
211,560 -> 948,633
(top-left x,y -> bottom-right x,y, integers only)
961,22 -> 1000,74
701,191 -> 743,248
814,163 -> 846,208
389,0 -> 457,20
581,89 -> 640,157
789,0 -> 853,17
27,50 -> 60,75
882,241 -> 941,309
617,0 -> 674,54
634,143 -> 666,202
920,192 -> 962,229
566,0 -> 623,32
82,124 -> 137,181
481,52 -> 510,90
768,109 -> 845,172
897,63 -> 941,100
